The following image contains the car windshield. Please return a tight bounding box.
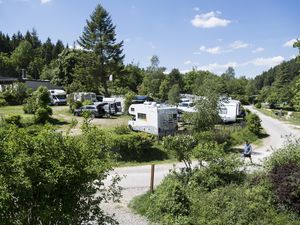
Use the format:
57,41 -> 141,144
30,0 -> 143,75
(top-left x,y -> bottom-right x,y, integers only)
54,95 -> 66,100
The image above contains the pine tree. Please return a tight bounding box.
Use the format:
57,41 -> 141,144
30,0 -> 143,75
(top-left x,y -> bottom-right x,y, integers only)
78,4 -> 124,96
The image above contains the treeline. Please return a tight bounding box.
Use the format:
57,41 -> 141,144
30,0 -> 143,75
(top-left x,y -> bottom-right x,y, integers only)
0,29 -> 65,79
250,54 -> 300,109
0,4 -> 299,111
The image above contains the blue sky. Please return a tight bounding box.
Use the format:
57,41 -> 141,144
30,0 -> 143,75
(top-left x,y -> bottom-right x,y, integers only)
0,0 -> 299,77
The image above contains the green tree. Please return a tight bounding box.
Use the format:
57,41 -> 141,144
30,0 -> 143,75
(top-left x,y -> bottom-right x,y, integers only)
78,4 -> 124,96
190,95 -> 220,132
168,84 -> 180,105
0,53 -> 18,77
140,55 -> 165,99
0,125 -> 120,224
10,40 -> 33,72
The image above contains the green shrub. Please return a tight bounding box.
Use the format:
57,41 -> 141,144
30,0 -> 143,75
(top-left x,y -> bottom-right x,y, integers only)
189,153 -> 244,191
245,113 -> 262,135
113,125 -> 131,135
4,114 -> 21,126
230,127 -> 258,145
0,125 -> 119,224
35,106 -> 52,124
189,184 -> 299,225
265,140 -> 300,214
110,132 -> 156,161
145,175 -> 191,224
69,101 -> 82,113
255,102 -> 262,108
23,86 -> 51,114
0,93 -> 7,107
163,135 -> 196,170
82,99 -> 93,106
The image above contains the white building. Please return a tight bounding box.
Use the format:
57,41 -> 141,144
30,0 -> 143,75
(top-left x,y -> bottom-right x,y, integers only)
128,102 -> 178,136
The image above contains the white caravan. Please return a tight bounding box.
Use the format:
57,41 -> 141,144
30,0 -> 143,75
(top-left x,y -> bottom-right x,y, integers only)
219,99 -> 241,123
49,89 -> 67,105
177,101 -> 196,113
128,102 -> 178,136
72,92 -> 97,102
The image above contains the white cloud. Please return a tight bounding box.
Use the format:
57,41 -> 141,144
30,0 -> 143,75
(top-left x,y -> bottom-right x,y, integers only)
184,60 -> 192,65
252,47 -> 264,53
229,40 -> 249,49
193,7 -> 200,11
191,11 -> 231,28
251,56 -> 284,66
199,45 -> 221,54
198,40 -> 248,55
198,62 -> 237,72
283,38 -> 297,47
40,0 -> 51,4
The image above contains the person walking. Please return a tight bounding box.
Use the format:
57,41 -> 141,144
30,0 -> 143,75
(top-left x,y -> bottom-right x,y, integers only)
243,140 -> 253,163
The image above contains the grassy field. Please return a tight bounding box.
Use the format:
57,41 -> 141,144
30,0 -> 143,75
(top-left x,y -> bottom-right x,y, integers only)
0,105 -> 131,134
256,107 -> 300,126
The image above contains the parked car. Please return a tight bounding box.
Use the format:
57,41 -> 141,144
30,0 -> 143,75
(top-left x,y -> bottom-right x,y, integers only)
74,105 -> 106,118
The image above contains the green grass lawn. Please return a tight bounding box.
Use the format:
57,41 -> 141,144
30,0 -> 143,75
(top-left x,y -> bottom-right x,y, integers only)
256,107 -> 300,126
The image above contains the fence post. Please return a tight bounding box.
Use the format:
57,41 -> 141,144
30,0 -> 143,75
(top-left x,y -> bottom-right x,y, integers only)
150,164 -> 155,193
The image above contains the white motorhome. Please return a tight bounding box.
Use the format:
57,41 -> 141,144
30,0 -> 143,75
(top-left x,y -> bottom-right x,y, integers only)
128,102 -> 178,136
219,99 -> 241,123
72,92 -> 97,103
49,89 -> 67,105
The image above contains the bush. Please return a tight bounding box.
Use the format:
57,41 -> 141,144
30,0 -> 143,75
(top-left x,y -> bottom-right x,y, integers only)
82,99 -> 93,106
110,132 -> 156,161
269,162 -> 300,214
255,102 -> 262,108
0,93 -> 7,107
138,175 -> 191,224
189,184 -> 299,225
0,125 -> 120,224
189,153 -> 244,191
230,127 -> 258,145
35,106 -> 52,124
163,135 -> 196,170
113,125 -> 131,135
245,113 -> 262,135
4,114 -> 21,126
23,86 -> 51,114
266,139 -> 300,214
69,100 -> 82,113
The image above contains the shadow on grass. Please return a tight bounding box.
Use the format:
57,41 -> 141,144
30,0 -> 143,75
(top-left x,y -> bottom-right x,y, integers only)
49,118 -> 70,126
257,133 -> 269,139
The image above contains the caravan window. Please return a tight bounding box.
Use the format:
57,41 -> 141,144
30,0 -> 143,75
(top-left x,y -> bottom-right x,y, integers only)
138,113 -> 146,120
131,107 -> 135,112
219,108 -> 227,114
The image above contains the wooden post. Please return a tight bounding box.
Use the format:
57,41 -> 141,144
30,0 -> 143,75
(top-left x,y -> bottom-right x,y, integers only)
150,164 -> 155,193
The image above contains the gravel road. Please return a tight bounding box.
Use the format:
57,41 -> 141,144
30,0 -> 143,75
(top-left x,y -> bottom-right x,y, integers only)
102,105 -> 300,224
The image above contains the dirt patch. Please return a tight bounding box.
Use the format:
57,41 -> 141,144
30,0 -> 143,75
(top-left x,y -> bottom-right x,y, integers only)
51,106 -> 130,135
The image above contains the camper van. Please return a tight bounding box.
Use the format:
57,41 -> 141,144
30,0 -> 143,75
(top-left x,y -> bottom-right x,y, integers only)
128,102 -> 178,136
71,92 -> 97,103
49,89 -> 67,105
219,99 -> 241,123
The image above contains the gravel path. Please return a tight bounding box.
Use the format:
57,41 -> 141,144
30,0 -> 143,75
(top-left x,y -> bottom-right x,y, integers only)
102,105 -> 300,224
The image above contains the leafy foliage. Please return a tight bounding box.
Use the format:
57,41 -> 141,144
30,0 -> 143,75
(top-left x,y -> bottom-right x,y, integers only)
163,135 -> 196,170
0,125 -> 120,224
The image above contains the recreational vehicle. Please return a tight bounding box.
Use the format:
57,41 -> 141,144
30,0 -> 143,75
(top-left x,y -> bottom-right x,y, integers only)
49,89 -> 67,105
219,99 -> 241,123
71,92 -> 97,103
128,102 -> 178,136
